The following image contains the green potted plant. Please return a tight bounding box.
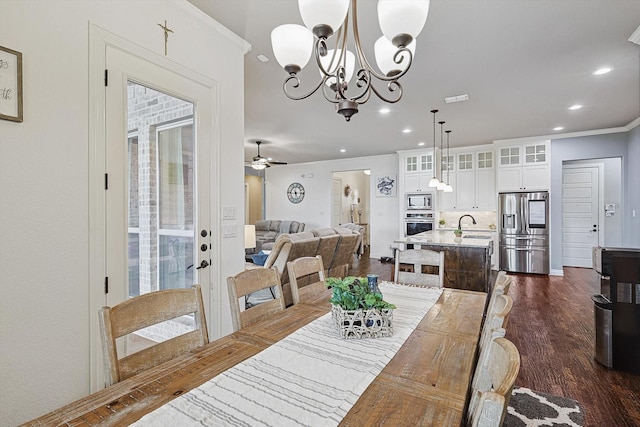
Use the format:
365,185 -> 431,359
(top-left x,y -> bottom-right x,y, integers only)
454,228 -> 463,237
438,219 -> 446,228
325,276 -> 396,339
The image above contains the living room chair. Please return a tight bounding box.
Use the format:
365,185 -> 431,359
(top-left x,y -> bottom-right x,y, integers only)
468,336 -> 521,427
98,285 -> 209,386
394,248 -> 445,287
287,255 -> 326,305
227,267 -> 286,331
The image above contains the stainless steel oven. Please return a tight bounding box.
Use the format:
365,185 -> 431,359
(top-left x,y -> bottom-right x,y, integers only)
404,213 -> 434,236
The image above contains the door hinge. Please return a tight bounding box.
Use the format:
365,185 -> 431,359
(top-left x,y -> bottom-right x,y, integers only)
104,69 -> 108,86
105,173 -> 108,190
104,276 -> 109,294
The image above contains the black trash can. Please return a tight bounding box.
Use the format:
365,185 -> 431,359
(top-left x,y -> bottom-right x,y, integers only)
592,294 -> 613,368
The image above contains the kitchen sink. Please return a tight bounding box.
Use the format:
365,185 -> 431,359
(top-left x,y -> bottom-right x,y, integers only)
463,234 -> 492,239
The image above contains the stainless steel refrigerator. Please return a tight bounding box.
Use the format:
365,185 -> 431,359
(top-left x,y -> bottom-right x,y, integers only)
498,191 -> 549,274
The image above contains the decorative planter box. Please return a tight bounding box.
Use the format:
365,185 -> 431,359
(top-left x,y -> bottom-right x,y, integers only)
331,304 -> 394,339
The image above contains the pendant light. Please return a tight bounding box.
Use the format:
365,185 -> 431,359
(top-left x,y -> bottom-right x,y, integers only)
444,130 -> 454,192
436,120 -> 446,191
428,109 -> 440,188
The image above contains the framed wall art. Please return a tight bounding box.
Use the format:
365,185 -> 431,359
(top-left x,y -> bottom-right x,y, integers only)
375,174 -> 397,197
0,45 -> 23,122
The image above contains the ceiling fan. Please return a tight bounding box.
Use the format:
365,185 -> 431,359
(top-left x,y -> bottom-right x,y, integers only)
248,140 -> 287,170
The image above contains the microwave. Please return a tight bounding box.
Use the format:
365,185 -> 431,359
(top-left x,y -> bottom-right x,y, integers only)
406,192 -> 434,211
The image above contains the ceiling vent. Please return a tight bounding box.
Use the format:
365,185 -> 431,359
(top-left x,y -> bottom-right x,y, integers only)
444,94 -> 469,104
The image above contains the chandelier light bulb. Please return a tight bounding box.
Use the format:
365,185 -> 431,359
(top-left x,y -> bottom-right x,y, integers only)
320,49 -> 356,87
374,37 -> 416,76
271,24 -> 314,74
378,0 -> 430,46
298,0 -> 349,38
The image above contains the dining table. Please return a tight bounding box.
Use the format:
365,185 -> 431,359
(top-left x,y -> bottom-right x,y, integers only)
23,283 -> 486,427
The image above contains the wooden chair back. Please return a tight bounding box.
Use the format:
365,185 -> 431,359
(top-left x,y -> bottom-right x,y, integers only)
468,336 -> 521,427
394,248 -> 445,287
98,285 -> 209,386
479,294 -> 513,351
486,271 -> 512,320
227,267 -> 286,331
287,255 -> 326,305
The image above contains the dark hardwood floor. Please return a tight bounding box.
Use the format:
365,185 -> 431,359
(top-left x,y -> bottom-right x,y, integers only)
348,251 -> 640,427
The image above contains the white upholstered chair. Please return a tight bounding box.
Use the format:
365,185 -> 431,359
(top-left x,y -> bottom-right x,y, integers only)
287,255 -> 327,305
98,285 -> 209,386
394,248 -> 445,287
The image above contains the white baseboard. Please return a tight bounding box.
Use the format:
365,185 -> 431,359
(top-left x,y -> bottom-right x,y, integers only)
549,268 -> 564,276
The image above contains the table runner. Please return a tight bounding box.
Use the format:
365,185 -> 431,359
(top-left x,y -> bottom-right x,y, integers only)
133,282 -> 443,426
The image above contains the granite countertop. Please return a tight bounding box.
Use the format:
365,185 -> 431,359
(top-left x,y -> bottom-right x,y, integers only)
395,230 -> 494,249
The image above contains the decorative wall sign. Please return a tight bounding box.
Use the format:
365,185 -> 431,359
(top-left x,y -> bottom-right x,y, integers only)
0,45 -> 23,122
376,175 -> 397,197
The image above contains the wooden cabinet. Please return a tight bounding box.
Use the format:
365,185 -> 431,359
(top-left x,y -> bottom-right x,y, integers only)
496,141 -> 549,192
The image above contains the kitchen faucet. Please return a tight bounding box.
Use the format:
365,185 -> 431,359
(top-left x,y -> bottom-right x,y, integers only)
458,214 -> 477,230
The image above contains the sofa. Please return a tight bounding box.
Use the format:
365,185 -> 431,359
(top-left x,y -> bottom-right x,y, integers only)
246,220 -> 305,259
256,226 -> 362,306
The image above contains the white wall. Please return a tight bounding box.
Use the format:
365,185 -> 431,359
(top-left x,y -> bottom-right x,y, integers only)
264,154 -> 399,259
0,1 -> 247,425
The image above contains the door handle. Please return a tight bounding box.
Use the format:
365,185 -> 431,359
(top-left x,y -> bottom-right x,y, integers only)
196,259 -> 209,270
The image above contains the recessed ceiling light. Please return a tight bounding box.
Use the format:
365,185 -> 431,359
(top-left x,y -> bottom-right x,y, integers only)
553,126 -> 564,131
444,93 -> 469,104
402,128 -> 412,134
340,149 -> 346,153
379,107 -> 390,114
569,104 -> 582,110
418,142 -> 425,146
593,67 -> 612,75
257,54 -> 270,63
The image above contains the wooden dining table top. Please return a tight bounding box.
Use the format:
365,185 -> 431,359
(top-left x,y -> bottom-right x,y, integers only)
23,287 -> 486,427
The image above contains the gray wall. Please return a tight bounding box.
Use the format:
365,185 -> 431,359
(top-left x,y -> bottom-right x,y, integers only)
627,125 -> 640,245
550,131 -> 634,272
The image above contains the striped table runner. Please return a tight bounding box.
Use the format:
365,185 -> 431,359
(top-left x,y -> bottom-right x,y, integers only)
133,282 -> 443,426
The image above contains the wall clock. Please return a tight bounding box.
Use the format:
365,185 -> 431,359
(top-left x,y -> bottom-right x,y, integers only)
287,182 -> 305,204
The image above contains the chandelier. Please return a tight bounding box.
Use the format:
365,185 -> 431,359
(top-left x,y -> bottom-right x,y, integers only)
270,0 -> 430,121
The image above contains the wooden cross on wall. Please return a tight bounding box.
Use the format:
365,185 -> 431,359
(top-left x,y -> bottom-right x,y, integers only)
157,20 -> 173,56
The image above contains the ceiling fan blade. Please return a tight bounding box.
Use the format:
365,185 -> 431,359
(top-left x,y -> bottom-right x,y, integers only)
268,160 -> 287,165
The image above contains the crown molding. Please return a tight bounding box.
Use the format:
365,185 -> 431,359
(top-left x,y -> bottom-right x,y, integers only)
494,117 -> 640,144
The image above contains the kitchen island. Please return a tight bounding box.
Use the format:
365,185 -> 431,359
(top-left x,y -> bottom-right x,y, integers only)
394,230 -> 493,292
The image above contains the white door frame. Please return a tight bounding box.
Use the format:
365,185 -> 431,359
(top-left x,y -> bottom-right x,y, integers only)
89,25 -> 220,392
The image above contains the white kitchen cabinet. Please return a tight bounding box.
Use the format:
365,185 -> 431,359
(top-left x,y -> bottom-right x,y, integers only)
439,173 -> 457,210
496,141 -> 549,192
404,173 -> 434,193
442,149 -> 495,210
402,150 -> 435,192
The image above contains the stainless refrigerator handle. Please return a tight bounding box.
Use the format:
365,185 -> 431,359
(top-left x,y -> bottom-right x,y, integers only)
504,247 -> 547,251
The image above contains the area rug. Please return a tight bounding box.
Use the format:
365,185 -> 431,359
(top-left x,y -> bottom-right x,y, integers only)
504,386 -> 585,427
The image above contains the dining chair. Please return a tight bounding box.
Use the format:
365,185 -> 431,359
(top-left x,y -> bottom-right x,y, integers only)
468,336 -> 521,427
227,267 -> 286,331
98,285 -> 209,386
479,294 -> 513,352
486,271 -> 512,320
287,255 -> 326,305
393,248 -> 445,287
